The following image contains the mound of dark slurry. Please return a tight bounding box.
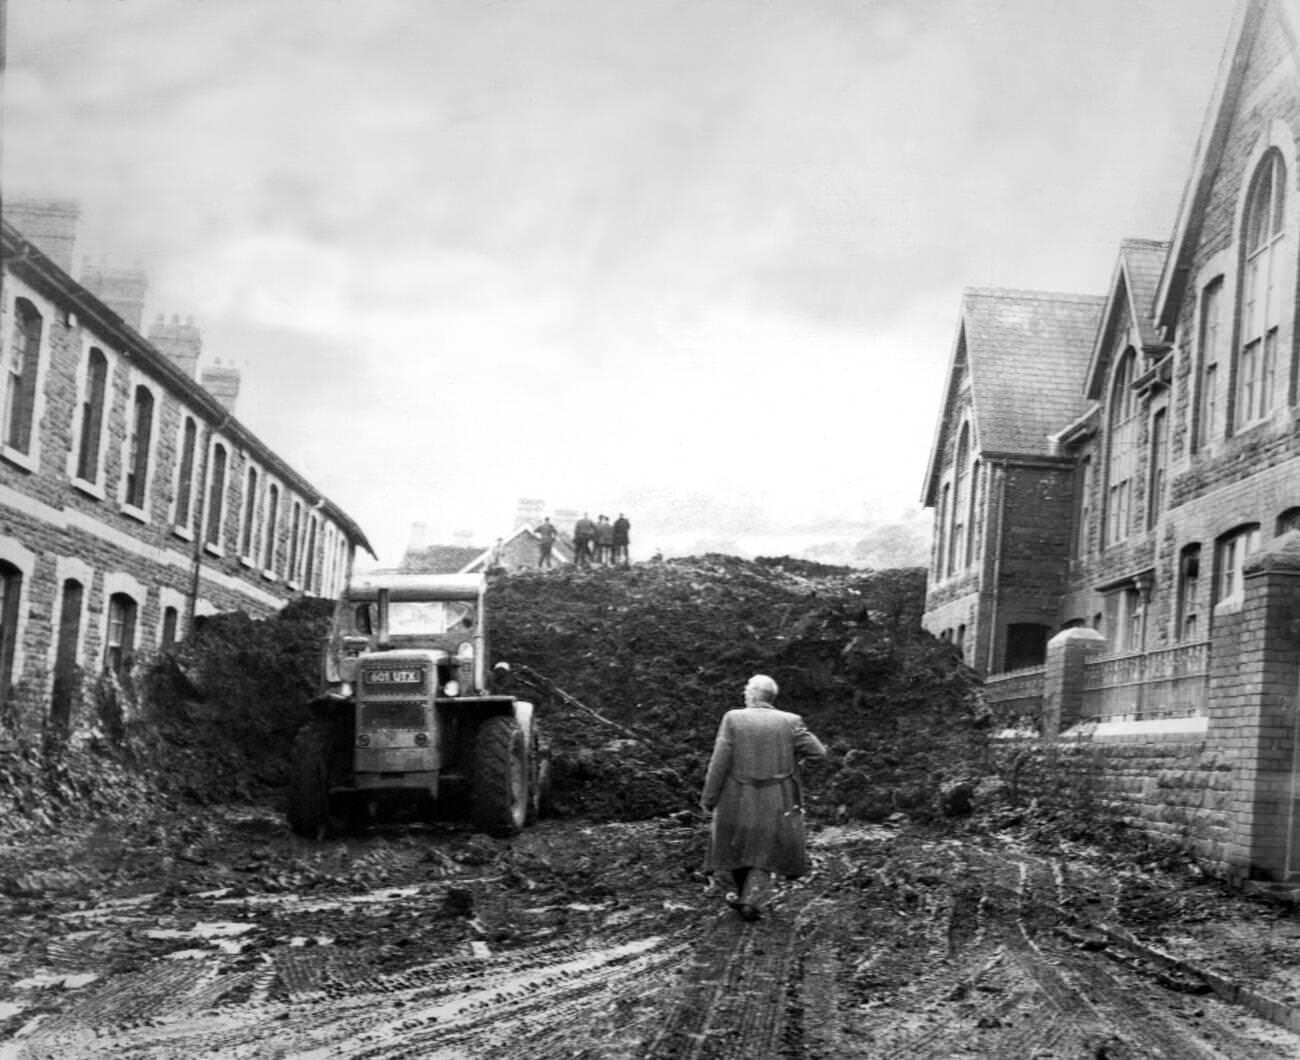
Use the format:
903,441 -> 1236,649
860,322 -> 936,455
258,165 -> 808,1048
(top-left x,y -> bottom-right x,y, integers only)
486,555 -> 988,823
11,557 -> 985,831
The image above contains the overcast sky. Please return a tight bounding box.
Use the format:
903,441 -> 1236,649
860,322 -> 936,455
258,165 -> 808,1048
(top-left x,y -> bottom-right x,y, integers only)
4,0 -> 1235,568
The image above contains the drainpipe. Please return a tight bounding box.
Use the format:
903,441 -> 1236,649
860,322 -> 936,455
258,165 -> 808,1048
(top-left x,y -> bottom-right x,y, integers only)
985,463 -> 1007,675
185,413 -> 231,638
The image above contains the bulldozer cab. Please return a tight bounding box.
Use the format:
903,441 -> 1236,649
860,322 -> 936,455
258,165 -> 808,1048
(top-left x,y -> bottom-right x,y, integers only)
327,574 -> 489,695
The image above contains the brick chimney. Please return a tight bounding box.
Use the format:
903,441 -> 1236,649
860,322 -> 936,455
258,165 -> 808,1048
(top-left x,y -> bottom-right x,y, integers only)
147,314 -> 203,379
80,259 -> 149,332
201,360 -> 241,414
3,198 -> 80,274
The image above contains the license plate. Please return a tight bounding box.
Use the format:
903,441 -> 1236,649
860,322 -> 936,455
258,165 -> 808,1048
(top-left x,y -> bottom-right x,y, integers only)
364,668 -> 424,686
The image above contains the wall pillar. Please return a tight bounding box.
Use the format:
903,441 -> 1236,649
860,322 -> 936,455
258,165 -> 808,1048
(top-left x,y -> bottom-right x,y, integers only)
1215,534 -> 1300,882
1042,627 -> 1106,739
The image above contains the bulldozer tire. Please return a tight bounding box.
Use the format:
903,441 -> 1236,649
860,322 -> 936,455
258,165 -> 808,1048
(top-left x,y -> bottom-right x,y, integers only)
287,720 -> 350,839
527,729 -> 553,825
472,715 -> 530,836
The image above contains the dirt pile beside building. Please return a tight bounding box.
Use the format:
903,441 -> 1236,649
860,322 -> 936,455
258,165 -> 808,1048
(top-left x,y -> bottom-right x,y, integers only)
5,557 -> 986,832
488,556 -> 987,821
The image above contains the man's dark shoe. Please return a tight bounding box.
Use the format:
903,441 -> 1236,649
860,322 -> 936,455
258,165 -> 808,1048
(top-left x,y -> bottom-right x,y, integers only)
740,904 -> 761,922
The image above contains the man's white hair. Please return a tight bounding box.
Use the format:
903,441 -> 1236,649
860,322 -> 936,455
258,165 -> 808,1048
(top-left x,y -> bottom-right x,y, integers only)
745,674 -> 779,703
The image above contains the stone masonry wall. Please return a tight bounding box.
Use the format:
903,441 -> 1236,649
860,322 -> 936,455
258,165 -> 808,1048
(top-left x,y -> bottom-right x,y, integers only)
992,734 -> 1233,866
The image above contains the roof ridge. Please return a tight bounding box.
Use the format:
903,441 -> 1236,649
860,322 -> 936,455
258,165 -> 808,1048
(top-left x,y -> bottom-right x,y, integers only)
964,286 -> 1104,304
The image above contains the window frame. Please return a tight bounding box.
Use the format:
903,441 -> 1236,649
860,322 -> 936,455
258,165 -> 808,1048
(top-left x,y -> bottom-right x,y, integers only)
71,345 -> 112,493
2,295 -> 45,469
1104,349 -> 1139,547
120,379 -> 158,518
1234,150 -> 1287,431
171,414 -> 200,536
204,438 -> 230,553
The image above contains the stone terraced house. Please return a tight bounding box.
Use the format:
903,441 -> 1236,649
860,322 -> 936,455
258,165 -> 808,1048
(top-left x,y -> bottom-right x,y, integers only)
0,202 -> 372,738
922,0 -> 1300,882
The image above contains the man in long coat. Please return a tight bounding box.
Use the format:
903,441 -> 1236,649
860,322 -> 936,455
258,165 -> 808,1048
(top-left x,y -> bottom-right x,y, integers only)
701,674 -> 826,921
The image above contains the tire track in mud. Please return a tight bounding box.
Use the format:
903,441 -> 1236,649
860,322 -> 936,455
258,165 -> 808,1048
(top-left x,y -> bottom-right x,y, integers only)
7,824 -> 1300,1059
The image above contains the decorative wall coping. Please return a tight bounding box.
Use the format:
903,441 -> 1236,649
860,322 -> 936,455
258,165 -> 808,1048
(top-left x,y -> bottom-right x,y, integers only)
1061,715 -> 1209,739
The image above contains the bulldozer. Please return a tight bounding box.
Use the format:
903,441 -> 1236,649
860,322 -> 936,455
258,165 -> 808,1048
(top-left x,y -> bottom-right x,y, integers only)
287,572 -> 550,838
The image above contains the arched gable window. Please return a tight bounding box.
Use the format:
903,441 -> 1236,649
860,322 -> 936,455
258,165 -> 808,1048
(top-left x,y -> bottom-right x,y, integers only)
948,424 -> 970,575
966,460 -> 981,567
1105,350 -> 1138,546
1236,151 -> 1286,428
4,298 -> 42,454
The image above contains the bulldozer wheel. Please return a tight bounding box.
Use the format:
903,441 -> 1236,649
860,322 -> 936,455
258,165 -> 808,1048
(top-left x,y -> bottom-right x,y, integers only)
527,728 -> 553,825
287,719 -> 352,839
472,715 -> 529,836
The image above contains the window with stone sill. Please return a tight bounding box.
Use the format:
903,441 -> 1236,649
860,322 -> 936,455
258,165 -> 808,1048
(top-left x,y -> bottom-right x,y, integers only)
1105,350 -> 1138,546
172,416 -> 199,530
105,592 -> 137,679
122,384 -> 154,513
3,299 -> 41,460
204,441 -> 229,550
1197,278 -> 1223,449
74,348 -> 109,487
1176,544 -> 1201,642
1215,524 -> 1261,607
1235,151 -> 1286,431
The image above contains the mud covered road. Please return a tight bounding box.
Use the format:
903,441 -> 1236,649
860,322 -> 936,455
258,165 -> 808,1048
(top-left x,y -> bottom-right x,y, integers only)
4,808 -> 1300,1059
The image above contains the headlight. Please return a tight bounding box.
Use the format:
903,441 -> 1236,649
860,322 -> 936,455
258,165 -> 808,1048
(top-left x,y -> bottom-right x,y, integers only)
442,680 -> 460,697
457,642 -> 474,661
415,732 -> 429,747
357,733 -> 371,747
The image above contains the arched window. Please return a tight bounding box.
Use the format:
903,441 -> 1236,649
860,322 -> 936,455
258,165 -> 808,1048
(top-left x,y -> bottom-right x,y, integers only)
4,298 -> 42,454
1105,350 -> 1138,545
1148,407 -> 1168,529
204,442 -> 228,547
52,579 -> 84,729
105,593 -> 137,677
288,499 -> 304,583
0,562 -> 21,713
949,425 -> 970,575
966,460 -> 981,567
124,385 -> 154,509
75,349 -> 109,483
1278,507 -> 1300,535
1176,545 -> 1201,641
1237,151 -> 1286,428
263,481 -> 281,574
240,465 -> 260,559
935,485 -> 949,579
1215,524 -> 1261,606
173,416 -> 198,529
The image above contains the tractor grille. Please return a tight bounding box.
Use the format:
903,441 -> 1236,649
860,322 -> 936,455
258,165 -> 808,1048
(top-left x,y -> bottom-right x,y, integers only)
360,700 -> 427,730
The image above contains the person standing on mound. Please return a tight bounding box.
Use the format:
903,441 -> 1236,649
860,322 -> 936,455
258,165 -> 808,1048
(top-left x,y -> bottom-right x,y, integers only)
700,674 -> 826,922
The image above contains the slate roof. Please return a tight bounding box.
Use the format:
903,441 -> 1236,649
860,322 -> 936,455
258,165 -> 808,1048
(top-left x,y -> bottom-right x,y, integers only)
962,287 -> 1106,455
1119,239 -> 1168,348
399,545 -> 484,574
923,287 -> 1104,505
1084,239 -> 1171,400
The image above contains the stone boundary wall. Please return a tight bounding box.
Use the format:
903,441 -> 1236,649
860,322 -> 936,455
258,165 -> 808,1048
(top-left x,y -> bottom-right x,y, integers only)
992,732 -> 1233,866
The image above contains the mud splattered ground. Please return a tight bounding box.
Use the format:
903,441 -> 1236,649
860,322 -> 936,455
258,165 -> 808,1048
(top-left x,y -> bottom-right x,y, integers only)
4,807 -> 1300,1058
